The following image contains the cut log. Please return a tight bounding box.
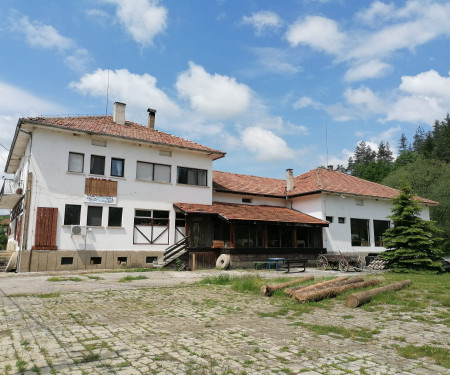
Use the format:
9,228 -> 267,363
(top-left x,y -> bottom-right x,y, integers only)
260,275 -> 314,296
293,279 -> 380,303
290,277 -> 365,298
345,280 -> 412,308
285,276 -> 349,296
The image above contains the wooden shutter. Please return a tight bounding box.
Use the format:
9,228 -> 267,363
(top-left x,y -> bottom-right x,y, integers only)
85,178 -> 118,196
33,207 -> 58,250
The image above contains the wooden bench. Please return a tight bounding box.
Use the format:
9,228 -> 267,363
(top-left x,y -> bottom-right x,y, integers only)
254,261 -> 269,270
281,259 -> 307,273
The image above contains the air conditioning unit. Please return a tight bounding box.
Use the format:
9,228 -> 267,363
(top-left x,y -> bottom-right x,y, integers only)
70,225 -> 87,236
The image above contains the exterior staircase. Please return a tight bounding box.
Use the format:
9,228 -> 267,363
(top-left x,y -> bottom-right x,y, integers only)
0,250 -> 15,272
153,237 -> 188,268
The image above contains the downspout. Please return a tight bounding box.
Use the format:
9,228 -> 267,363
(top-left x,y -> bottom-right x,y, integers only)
16,129 -> 32,273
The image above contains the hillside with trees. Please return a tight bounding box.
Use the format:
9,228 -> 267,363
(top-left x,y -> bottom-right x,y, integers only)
345,114 -> 450,256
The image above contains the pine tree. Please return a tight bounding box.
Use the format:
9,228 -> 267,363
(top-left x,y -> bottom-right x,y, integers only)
381,183 -> 444,272
398,133 -> 408,153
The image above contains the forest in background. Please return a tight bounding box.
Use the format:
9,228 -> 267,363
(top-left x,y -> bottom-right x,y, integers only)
341,114 -> 450,256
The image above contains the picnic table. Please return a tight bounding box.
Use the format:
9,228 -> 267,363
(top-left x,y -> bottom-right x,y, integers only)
281,259 -> 307,273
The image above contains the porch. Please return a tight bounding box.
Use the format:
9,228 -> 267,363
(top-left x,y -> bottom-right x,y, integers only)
174,201 -> 329,270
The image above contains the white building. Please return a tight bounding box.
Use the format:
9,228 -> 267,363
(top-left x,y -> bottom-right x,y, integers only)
0,103 -> 437,272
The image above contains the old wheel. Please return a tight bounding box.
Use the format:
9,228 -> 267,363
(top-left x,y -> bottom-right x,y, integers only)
339,259 -> 349,272
316,255 -> 328,270
354,258 -> 365,272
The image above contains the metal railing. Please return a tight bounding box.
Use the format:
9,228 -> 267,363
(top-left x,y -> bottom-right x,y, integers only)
0,179 -> 21,197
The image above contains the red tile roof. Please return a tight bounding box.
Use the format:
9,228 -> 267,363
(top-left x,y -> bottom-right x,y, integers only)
174,201 -> 328,225
23,116 -> 225,159
213,171 -> 286,196
213,169 -> 437,204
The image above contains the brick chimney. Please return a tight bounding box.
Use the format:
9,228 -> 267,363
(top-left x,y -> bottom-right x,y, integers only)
147,108 -> 157,129
286,168 -> 294,192
113,102 -> 126,125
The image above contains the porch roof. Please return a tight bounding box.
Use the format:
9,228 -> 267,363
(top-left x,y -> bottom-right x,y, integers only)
174,202 -> 329,226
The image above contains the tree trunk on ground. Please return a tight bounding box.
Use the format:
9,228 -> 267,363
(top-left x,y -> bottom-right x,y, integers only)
285,276 -> 349,296
260,275 -> 314,296
293,279 -> 380,303
345,280 -> 412,308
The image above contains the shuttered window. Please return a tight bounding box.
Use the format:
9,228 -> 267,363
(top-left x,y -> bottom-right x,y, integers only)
33,207 -> 58,250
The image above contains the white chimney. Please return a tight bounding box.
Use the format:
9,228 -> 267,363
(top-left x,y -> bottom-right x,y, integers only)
286,168 -> 294,192
147,108 -> 157,129
113,102 -> 126,125
327,165 -> 333,171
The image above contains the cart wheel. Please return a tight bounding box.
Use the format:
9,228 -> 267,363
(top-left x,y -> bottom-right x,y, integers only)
339,259 -> 349,272
316,255 -> 328,270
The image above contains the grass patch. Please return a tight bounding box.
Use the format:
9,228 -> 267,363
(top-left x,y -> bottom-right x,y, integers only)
47,276 -> 83,282
77,353 -> 100,363
86,275 -> 103,280
196,274 -> 232,286
37,292 -> 61,299
295,322 -> 380,341
124,267 -> 155,272
396,344 -> 449,368
118,275 -> 148,282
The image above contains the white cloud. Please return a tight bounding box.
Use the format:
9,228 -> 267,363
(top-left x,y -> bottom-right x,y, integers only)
286,16 -> 346,54
293,96 -> 322,109
356,1 -> 396,26
70,68 -> 179,122
105,0 -> 168,46
399,69 -> 450,100
11,15 -> 90,72
344,59 -> 392,82
349,2 -> 450,61
250,47 -> 301,75
343,86 -> 384,113
242,11 -> 282,35
175,62 -> 251,120
14,16 -> 74,51
241,127 -> 295,162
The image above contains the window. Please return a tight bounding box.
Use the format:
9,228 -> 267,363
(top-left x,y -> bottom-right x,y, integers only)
177,167 -> 207,186
133,210 -> 170,244
108,207 -> 123,227
117,257 -> 127,265
242,198 -> 252,204
87,206 -> 103,226
90,257 -> 102,265
374,220 -> 390,247
61,257 -> 73,265
92,139 -> 107,147
296,227 -> 322,248
111,158 -> 124,177
268,226 -> 292,247
146,256 -> 157,263
136,161 -> 171,183
351,218 -> 369,246
235,224 -> 263,248
68,152 -> 84,173
338,217 -> 345,224
326,216 -> 333,223
64,204 -> 81,225
90,155 -> 105,175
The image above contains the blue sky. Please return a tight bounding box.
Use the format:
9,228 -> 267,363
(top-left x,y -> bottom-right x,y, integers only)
1,0 -> 450,180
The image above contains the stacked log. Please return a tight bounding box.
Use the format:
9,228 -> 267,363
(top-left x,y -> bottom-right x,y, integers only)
285,276 -> 349,296
293,279 -> 380,303
260,275 -> 314,296
345,280 -> 412,308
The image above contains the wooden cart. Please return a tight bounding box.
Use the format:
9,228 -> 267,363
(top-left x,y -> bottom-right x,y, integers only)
316,252 -> 365,272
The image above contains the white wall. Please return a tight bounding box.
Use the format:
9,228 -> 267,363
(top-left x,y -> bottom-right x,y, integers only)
25,126 -> 215,252
213,192 -> 289,207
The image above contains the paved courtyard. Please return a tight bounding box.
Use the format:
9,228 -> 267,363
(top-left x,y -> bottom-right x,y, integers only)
0,269 -> 448,374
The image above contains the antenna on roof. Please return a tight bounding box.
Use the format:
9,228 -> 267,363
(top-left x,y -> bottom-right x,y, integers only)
105,68 -> 110,115
325,122 -> 329,166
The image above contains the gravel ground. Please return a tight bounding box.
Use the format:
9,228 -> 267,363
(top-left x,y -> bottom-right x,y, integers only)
0,268 -> 448,375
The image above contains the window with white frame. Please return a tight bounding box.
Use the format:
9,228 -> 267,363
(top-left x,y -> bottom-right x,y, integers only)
133,209 -> 169,244
90,155 -> 105,175
68,152 -> 84,173
177,167 -> 207,186
87,206 -> 103,226
111,158 -> 124,177
350,218 -> 369,246
136,161 -> 171,183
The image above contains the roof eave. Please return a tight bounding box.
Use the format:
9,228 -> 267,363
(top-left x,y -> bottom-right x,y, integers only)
22,119 -> 226,160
